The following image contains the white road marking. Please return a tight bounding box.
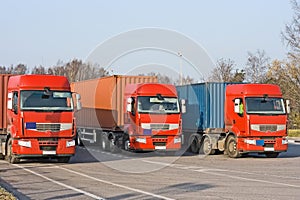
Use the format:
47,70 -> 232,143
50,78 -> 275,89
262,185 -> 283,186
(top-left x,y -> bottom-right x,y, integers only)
15,164 -> 104,200
78,146 -> 130,159
142,160 -> 300,188
59,166 -> 175,200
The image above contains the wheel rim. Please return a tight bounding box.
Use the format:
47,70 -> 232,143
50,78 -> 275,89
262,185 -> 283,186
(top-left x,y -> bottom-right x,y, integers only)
77,136 -> 81,145
227,137 -> 238,157
124,140 -> 129,151
102,139 -> 106,149
7,142 -> 12,162
203,138 -> 211,154
110,139 -> 114,148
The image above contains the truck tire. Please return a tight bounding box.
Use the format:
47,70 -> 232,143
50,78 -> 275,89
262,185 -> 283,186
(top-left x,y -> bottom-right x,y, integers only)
265,152 -> 279,158
109,135 -> 120,153
101,134 -> 110,151
225,135 -> 241,158
202,136 -> 215,155
189,134 -> 200,154
123,135 -> 130,151
6,138 -> 20,164
76,130 -> 83,146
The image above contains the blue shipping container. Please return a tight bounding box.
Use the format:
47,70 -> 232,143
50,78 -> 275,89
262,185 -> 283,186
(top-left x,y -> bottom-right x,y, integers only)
177,83 -> 235,132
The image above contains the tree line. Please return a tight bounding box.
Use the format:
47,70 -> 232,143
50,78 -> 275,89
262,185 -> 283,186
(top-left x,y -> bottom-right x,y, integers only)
0,59 -> 110,82
208,0 -> 300,129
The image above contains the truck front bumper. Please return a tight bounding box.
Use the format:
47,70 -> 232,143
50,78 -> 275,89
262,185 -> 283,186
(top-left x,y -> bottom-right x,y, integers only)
237,137 -> 288,153
129,135 -> 182,151
11,138 -> 76,158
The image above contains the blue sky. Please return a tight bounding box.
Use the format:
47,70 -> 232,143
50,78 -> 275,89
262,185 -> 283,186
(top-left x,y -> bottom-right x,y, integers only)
0,0 -> 294,78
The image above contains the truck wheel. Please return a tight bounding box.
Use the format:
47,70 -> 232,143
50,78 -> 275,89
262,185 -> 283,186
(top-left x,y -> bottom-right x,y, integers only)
202,137 -> 215,155
189,135 -> 200,154
109,137 -> 120,153
265,152 -> 279,158
124,139 -> 130,151
76,130 -> 83,146
6,138 -> 20,164
77,136 -> 83,146
101,134 -> 109,151
226,135 -> 241,158
57,156 -> 71,163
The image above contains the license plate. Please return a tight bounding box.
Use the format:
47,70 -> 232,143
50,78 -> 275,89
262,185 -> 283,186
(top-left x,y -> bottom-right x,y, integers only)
155,146 -> 166,150
264,147 -> 274,152
43,151 -> 56,155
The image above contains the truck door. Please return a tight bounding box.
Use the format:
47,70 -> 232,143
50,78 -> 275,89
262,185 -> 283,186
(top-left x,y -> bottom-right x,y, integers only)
9,91 -> 20,136
233,98 -> 246,135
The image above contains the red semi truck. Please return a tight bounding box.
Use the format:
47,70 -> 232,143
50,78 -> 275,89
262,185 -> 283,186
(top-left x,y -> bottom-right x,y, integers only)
71,75 -> 183,152
0,74 -> 81,163
177,83 -> 290,158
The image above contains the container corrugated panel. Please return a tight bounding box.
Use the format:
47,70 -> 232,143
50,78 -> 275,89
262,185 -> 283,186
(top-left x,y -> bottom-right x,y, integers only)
72,75 -> 157,129
177,82 -> 234,132
0,74 -> 12,130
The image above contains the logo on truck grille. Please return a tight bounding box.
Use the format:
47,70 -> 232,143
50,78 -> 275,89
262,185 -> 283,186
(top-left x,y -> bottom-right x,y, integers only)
25,122 -> 72,132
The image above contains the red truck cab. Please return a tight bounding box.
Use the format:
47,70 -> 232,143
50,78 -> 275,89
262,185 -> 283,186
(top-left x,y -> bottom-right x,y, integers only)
225,84 -> 289,158
124,83 -> 182,151
3,75 -> 80,163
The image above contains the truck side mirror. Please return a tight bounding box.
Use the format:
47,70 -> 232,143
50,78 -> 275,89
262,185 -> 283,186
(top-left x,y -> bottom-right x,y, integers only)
180,99 -> 186,114
7,93 -> 13,110
286,100 -> 290,114
234,99 -> 240,113
75,93 -> 82,110
126,97 -> 133,112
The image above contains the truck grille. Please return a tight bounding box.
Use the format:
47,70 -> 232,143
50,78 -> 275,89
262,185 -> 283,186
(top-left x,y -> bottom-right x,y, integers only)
38,138 -> 58,145
259,125 -> 277,132
36,124 -> 61,132
151,124 -> 169,130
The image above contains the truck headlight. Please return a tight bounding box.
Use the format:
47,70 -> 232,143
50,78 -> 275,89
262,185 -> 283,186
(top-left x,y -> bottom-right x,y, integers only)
282,138 -> 288,145
136,138 -> 147,144
66,140 -> 75,147
277,125 -> 286,131
174,137 -> 181,144
250,125 -> 260,131
18,140 -> 31,148
244,139 -> 256,145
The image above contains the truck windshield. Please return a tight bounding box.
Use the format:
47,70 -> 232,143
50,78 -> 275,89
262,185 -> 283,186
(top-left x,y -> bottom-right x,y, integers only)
245,97 -> 286,115
137,96 -> 180,114
20,90 -> 73,111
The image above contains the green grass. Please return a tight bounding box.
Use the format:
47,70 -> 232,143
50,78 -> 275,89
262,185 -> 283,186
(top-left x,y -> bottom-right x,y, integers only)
288,129 -> 300,137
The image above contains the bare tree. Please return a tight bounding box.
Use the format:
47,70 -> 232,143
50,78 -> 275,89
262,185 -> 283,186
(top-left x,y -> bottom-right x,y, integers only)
1,64 -> 28,75
244,50 -> 269,83
267,59 -> 300,128
31,66 -> 47,74
174,75 -> 195,85
208,58 -> 244,82
231,69 -> 245,82
43,59 -> 110,82
282,0 -> 300,58
0,66 -> 12,74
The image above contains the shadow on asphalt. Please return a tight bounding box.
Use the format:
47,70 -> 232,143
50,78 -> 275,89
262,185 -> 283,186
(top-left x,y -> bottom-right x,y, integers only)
7,143 -> 299,165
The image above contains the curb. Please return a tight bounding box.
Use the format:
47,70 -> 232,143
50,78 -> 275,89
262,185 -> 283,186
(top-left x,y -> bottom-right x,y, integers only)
288,138 -> 300,143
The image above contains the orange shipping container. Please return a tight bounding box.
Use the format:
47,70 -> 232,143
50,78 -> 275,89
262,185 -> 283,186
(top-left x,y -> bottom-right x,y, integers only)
71,75 -> 157,130
0,74 -> 13,131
